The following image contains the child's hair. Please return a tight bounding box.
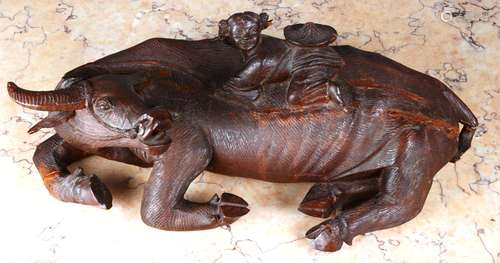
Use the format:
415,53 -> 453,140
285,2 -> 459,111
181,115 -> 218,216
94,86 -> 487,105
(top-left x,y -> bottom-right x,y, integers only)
218,12 -> 271,41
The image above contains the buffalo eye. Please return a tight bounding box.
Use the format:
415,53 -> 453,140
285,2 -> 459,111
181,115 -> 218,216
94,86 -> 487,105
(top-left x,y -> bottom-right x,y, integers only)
95,97 -> 114,111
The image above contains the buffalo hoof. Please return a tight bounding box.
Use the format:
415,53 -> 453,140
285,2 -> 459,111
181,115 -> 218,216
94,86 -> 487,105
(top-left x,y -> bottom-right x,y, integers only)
210,192 -> 249,226
87,174 -> 113,209
305,218 -> 345,252
59,167 -> 112,209
298,183 -> 340,218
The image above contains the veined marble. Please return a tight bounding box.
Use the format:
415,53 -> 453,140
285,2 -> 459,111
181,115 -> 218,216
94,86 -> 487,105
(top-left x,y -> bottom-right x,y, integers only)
0,1 -> 498,262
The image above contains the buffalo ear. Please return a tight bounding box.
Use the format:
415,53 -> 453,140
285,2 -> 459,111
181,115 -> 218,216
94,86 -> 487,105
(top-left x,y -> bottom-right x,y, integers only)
259,12 -> 271,30
28,111 -> 75,134
218,19 -> 230,39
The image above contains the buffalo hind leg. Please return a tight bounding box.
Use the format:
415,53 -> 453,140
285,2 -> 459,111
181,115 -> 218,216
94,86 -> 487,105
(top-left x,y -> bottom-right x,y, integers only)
33,134 -> 112,208
305,131 -> 450,252
299,177 -> 380,218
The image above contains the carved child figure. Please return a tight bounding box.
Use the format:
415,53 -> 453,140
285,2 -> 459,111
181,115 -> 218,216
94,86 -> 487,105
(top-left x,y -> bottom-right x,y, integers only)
219,11 -> 349,106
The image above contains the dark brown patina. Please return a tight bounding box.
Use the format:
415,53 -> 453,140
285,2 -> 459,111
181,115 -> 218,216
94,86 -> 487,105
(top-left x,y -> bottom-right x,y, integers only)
7,11 -> 477,252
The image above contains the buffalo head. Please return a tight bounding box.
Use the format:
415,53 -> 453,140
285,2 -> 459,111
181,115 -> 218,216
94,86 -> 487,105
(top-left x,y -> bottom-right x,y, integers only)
7,74 -> 172,153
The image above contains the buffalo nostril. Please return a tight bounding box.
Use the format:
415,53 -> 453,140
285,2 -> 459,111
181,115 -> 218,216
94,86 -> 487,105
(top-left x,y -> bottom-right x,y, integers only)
136,122 -> 146,137
133,110 -> 171,146
136,118 -> 164,141
152,121 -> 159,131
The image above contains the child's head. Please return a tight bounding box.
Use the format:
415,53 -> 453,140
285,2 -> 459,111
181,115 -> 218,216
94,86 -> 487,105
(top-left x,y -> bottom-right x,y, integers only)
219,12 -> 271,51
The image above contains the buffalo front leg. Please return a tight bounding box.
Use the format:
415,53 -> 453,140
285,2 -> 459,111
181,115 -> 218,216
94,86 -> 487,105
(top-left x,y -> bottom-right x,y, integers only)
33,134 -> 112,208
95,147 -> 152,168
140,128 -> 249,231
305,131 -> 451,252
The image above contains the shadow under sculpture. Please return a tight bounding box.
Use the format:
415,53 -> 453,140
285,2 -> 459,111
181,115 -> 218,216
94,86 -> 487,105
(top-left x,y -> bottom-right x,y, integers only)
7,11 -> 478,252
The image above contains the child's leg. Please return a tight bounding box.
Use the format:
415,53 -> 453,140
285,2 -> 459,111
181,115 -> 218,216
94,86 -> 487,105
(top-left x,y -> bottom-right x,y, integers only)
327,75 -> 353,107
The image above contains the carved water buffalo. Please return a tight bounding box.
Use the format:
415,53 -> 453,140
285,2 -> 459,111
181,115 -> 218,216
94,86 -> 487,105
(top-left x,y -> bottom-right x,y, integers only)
7,25 -> 477,252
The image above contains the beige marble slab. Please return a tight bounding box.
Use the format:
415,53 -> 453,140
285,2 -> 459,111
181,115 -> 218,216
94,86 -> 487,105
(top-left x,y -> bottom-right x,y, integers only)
0,1 -> 498,262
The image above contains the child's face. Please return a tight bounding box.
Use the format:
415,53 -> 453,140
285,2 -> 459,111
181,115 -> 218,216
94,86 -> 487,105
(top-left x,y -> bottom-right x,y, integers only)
228,18 -> 261,51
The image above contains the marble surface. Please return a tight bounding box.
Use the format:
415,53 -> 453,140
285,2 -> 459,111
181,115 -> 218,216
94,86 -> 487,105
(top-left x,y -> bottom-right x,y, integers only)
1,1 -> 498,262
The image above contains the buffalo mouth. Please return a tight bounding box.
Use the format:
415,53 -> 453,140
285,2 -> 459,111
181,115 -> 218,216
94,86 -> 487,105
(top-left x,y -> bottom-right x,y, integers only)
134,112 -> 171,147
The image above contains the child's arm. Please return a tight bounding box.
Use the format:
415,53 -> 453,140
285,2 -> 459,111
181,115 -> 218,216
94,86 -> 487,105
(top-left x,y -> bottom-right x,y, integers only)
222,57 -> 272,100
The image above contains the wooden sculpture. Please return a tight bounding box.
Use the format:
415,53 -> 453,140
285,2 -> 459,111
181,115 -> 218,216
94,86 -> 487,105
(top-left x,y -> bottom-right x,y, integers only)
7,11 -> 477,252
